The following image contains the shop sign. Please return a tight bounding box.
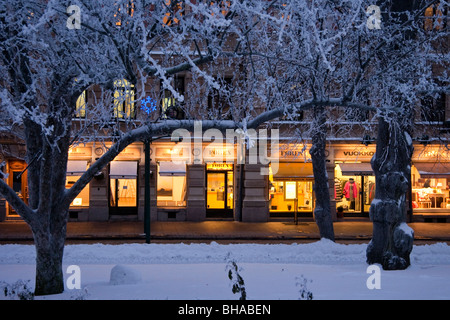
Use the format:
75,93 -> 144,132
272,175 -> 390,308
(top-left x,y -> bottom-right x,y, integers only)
334,147 -> 375,160
156,147 -> 187,159
206,163 -> 233,171
277,144 -> 314,161
114,147 -> 141,160
68,147 -> 92,158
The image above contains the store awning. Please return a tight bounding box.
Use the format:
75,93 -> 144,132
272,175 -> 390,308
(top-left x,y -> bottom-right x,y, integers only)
273,162 -> 314,180
338,162 -> 373,176
158,161 -> 186,176
110,161 -> 137,179
414,162 -> 450,178
66,160 -> 88,176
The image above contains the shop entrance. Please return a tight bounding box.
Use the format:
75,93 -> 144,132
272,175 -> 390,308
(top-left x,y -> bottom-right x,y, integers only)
206,163 -> 233,218
7,160 -> 28,216
335,163 -> 375,217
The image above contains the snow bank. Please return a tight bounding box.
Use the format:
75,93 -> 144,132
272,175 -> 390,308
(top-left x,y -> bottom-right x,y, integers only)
109,265 -> 142,285
1,239 -> 449,266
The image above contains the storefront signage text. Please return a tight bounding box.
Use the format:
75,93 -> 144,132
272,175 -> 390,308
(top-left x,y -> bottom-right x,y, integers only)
206,163 -> 233,171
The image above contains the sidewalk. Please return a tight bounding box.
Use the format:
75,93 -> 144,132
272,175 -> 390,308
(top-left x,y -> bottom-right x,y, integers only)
0,219 -> 449,242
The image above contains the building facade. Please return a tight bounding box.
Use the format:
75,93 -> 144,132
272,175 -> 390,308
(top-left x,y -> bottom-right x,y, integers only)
1,1 -> 449,224
2,136 -> 450,223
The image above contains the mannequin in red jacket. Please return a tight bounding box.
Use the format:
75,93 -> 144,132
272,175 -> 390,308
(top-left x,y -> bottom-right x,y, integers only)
343,178 -> 358,210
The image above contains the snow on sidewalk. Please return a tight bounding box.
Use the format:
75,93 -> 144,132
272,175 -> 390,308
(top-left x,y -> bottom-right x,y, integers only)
0,239 -> 449,300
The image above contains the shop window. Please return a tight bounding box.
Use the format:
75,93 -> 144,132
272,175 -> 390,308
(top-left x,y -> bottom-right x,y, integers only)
269,180 -> 314,213
113,79 -> 136,119
65,176 -> 90,207
335,163 -> 375,215
110,178 -> 137,207
109,161 -> 138,213
66,160 -> 89,207
157,162 -> 187,207
411,164 -> 450,210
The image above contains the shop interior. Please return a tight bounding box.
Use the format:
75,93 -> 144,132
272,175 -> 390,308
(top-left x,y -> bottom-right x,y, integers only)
206,163 -> 234,213
269,180 -> 314,214
411,164 -> 450,210
335,163 -> 375,216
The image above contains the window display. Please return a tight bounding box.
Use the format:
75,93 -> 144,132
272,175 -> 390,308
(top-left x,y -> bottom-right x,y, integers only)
335,163 -> 375,215
157,162 -> 187,207
269,180 -> 314,213
65,176 -> 89,207
411,165 -> 449,210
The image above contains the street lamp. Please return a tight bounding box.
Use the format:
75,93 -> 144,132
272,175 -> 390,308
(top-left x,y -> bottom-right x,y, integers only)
143,134 -> 183,244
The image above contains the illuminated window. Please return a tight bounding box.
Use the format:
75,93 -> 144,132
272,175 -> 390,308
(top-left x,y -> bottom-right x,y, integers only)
157,162 -> 187,207
115,0 -> 135,26
66,176 -> 90,207
75,91 -> 86,118
424,3 -> 446,31
209,1 -> 231,17
113,79 -> 136,119
163,0 -> 184,26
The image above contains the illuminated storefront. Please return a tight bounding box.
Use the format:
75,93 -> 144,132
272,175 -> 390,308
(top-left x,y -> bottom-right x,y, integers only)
206,163 -> 234,217
410,147 -> 450,221
1,140 -> 449,223
267,145 -> 315,219
269,163 -> 314,217
332,146 -> 376,217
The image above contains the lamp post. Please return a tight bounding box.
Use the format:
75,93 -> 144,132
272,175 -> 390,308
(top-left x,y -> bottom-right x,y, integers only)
143,135 -> 182,244
144,138 -> 151,244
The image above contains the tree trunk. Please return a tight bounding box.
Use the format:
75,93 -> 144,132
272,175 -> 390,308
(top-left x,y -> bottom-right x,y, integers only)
366,114 -> 414,270
31,213 -> 67,296
309,106 -> 335,241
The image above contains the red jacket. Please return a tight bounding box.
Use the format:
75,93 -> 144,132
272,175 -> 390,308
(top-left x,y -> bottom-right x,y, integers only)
343,181 -> 358,199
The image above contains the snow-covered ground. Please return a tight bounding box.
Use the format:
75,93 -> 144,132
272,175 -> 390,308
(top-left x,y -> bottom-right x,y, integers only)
0,239 -> 449,300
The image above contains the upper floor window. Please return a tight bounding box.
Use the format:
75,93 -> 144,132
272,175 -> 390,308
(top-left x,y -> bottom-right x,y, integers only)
207,77 -> 233,120
163,0 -> 184,26
424,3 -> 447,31
161,76 -> 185,119
115,0 -> 135,26
420,93 -> 446,122
114,79 -> 136,119
209,1 -> 231,17
74,91 -> 86,118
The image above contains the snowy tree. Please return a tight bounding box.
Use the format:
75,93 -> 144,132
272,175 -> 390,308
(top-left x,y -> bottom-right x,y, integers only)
0,0 -> 448,297
237,0 -> 448,258
0,0 -> 262,295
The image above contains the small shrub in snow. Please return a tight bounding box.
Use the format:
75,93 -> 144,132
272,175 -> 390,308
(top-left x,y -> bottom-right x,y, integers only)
296,275 -> 313,300
226,255 -> 246,300
1,280 -> 34,300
